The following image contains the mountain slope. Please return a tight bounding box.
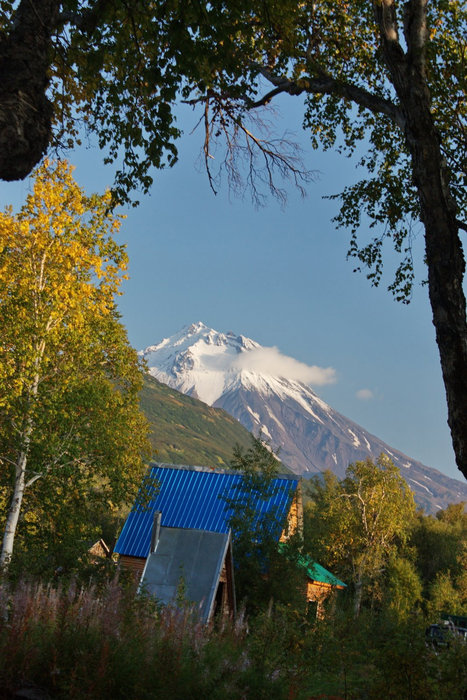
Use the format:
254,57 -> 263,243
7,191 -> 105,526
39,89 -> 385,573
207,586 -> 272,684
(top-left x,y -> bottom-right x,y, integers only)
140,373 -> 253,467
140,322 -> 467,513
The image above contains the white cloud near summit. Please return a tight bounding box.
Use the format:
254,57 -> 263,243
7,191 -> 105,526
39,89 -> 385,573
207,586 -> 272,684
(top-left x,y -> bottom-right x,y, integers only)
233,346 -> 337,386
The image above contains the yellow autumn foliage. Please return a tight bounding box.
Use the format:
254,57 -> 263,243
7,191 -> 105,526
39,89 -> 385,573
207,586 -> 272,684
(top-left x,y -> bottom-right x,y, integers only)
0,160 -> 150,573
0,159 -> 127,406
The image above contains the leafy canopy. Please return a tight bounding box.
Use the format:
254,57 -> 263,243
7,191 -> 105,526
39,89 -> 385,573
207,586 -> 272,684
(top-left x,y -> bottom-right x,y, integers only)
305,455 -> 417,613
0,0 -> 463,292
0,159 -> 150,573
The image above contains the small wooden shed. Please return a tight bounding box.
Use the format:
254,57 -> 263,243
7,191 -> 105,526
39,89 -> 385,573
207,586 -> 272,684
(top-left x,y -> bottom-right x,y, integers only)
303,557 -> 346,618
88,538 -> 111,560
278,544 -> 347,618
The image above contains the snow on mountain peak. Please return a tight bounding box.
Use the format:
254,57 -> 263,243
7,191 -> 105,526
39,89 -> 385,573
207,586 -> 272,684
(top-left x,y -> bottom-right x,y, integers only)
140,322 -> 336,406
139,322 -> 467,511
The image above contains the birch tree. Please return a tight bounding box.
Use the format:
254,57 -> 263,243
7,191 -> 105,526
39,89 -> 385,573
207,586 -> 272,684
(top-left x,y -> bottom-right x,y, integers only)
305,455 -> 416,616
0,159 -> 149,571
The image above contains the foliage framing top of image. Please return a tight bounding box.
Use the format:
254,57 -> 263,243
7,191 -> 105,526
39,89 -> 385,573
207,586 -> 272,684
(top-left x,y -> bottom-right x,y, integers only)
0,0 -> 462,294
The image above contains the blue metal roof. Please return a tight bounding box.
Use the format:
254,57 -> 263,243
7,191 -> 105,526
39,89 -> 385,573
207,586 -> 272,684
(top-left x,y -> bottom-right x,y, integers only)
115,463 -> 299,558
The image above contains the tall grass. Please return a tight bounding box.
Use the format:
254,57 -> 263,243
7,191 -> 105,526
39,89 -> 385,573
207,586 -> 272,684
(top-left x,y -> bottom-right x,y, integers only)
0,575 -> 300,699
1,575 -> 466,699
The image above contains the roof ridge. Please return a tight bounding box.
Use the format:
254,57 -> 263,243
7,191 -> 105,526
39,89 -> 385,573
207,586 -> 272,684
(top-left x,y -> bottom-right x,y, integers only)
150,461 -> 300,481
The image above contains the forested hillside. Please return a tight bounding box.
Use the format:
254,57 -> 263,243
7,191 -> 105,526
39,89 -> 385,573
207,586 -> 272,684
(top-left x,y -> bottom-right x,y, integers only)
140,374 -> 253,467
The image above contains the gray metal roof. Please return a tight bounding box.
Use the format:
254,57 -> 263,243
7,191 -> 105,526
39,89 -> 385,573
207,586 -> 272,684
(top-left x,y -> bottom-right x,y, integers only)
139,526 -> 232,622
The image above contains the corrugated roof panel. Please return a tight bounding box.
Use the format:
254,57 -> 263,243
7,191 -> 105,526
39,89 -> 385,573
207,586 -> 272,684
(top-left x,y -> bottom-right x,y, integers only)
278,544 -> 347,588
140,527 -> 231,622
304,559 -> 347,588
115,464 -> 298,558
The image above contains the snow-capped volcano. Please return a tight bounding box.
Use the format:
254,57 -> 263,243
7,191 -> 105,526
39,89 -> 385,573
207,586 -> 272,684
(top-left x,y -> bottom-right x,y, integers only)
141,321 -> 336,406
141,322 -> 262,406
140,322 -> 467,512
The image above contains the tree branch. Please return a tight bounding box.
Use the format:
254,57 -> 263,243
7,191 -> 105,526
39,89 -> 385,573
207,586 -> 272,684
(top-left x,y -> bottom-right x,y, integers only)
24,472 -> 44,489
248,85 -> 293,108
373,0 -> 407,88
376,0 -> 403,45
185,90 -> 315,206
248,62 -> 405,130
0,455 -> 19,468
56,0 -> 114,35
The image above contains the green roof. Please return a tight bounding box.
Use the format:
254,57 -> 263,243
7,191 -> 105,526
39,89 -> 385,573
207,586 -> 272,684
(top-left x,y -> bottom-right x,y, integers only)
279,544 -> 346,588
299,557 -> 346,588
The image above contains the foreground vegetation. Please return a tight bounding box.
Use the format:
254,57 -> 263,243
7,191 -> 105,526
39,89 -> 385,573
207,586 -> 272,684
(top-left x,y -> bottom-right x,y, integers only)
2,436 -> 466,698
0,573 -> 466,700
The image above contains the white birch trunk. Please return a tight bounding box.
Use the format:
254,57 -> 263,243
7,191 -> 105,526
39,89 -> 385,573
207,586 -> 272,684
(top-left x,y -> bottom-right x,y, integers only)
0,432 -> 30,569
353,578 -> 363,618
0,370 -> 40,571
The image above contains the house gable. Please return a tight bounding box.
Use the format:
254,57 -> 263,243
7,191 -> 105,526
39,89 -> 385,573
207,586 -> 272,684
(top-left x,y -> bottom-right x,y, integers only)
140,526 -> 235,623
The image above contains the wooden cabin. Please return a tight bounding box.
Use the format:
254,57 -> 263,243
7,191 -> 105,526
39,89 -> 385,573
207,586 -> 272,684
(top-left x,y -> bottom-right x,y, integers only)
115,462 -> 301,580
115,462 -> 344,619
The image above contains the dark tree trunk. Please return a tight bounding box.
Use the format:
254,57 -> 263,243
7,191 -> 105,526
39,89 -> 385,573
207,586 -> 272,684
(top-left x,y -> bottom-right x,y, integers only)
409,122 -> 467,482
377,1 -> 467,481
0,0 -> 59,180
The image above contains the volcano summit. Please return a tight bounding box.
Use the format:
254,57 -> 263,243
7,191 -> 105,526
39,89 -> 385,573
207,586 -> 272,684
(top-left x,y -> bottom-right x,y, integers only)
140,322 -> 467,512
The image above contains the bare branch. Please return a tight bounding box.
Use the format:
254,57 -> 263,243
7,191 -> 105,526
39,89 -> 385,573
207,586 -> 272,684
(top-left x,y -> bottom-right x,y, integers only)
203,97 -> 218,196
186,91 -> 316,207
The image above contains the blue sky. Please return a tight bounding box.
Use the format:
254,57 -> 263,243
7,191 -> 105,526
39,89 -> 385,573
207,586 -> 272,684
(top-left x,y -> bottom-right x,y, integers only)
2,96 -> 463,483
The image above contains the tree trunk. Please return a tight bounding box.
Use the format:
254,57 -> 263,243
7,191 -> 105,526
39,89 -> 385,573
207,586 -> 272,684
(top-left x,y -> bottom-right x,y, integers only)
410,129 -> 467,482
0,428 -> 31,570
0,370 -> 40,571
353,577 -> 363,617
0,0 -> 59,180
377,5 -> 467,482
404,102 -> 467,480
